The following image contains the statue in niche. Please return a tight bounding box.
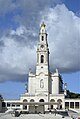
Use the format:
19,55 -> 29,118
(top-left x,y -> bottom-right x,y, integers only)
40,79 -> 44,88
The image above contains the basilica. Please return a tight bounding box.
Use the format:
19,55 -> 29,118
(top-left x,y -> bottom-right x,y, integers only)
20,22 -> 65,113
0,22 -> 80,114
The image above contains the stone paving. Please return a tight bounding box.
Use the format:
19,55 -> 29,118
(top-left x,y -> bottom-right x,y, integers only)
0,113 -> 78,119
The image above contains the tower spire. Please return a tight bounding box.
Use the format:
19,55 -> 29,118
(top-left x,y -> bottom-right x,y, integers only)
40,21 -> 46,34
36,22 -> 49,75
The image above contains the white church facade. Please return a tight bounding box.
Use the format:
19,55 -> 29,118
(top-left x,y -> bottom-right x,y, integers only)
20,22 -> 65,113
1,22 -> 80,113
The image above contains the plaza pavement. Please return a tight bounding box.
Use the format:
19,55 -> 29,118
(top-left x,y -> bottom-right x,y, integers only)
0,113 -> 80,119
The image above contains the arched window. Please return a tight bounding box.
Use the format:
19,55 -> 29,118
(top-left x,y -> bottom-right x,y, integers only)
39,99 -> 44,102
42,36 -> 44,41
30,99 -> 35,102
41,55 -> 44,63
57,99 -> 62,103
23,99 -> 28,102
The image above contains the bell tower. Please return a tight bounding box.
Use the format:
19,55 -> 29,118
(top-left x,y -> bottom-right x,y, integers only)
29,22 -> 51,96
36,22 -> 49,75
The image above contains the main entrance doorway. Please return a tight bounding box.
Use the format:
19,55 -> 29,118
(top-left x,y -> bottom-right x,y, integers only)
29,99 -> 45,114
37,99 -> 45,113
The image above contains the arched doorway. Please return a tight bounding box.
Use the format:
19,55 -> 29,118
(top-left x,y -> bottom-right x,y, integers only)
29,99 -> 35,113
50,99 -> 55,109
39,99 -> 44,102
30,99 -> 34,102
23,99 -> 28,110
38,99 -> 45,113
57,99 -> 62,109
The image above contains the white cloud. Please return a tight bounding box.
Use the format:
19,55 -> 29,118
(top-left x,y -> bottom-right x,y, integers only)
0,25 -> 37,82
0,4 -> 80,82
10,26 -> 26,36
0,26 -> 37,82
43,4 -> 80,72
0,36 -> 36,75
13,0 -> 62,28
10,26 -> 37,37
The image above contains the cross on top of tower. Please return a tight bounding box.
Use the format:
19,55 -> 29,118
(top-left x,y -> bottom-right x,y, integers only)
41,21 -> 46,28
40,21 -> 46,34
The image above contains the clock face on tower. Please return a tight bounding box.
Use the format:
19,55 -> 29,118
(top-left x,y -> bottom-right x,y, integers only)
40,45 -> 44,49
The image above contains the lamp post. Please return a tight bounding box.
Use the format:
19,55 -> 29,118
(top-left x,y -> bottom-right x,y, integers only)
64,83 -> 67,96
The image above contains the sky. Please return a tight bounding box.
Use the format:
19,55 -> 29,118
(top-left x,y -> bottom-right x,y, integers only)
0,0 -> 80,99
